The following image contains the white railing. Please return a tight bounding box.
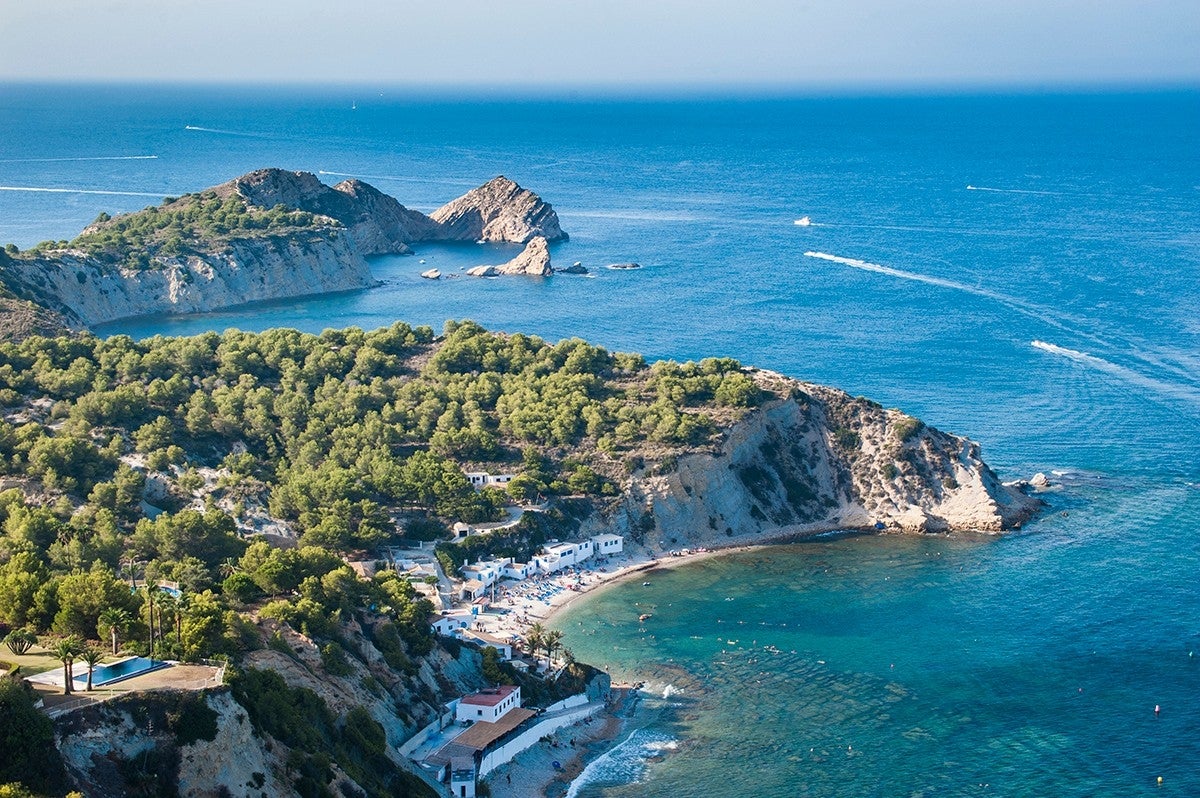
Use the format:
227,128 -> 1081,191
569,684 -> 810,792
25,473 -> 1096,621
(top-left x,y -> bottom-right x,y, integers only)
45,689 -> 119,718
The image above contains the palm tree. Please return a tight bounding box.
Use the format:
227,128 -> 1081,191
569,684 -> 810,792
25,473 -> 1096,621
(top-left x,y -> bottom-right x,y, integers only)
78,647 -> 105,692
50,636 -> 83,695
544,629 -> 564,669
155,590 -> 177,647
144,583 -> 159,663
525,623 -> 546,668
218,557 -> 240,579
99,607 -> 130,655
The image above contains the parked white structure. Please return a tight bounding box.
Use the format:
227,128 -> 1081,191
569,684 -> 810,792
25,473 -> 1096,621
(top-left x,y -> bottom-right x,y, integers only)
465,472 -> 515,490
455,685 -> 521,724
591,533 -> 624,555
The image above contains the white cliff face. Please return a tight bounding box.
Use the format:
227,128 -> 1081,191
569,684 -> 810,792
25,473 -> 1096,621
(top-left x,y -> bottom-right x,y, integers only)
8,232 -> 375,326
430,176 -> 567,243
56,690 -> 293,798
591,378 -> 1041,549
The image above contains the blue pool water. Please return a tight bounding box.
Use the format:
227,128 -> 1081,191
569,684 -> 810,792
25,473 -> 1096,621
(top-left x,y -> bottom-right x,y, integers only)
1,85 -> 1198,795
76,656 -> 163,687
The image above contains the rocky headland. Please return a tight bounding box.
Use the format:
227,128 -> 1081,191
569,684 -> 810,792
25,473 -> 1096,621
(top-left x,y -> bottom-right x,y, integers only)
595,373 -> 1042,549
0,169 -> 565,329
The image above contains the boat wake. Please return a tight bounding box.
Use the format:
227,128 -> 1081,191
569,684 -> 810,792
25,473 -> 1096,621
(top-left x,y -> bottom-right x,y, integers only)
184,125 -> 272,138
804,252 -> 1200,410
0,185 -> 167,198
0,155 -> 157,163
1031,341 -> 1200,409
966,184 -> 1068,196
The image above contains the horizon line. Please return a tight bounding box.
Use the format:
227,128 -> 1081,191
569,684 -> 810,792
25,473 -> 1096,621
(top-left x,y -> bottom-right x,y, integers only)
1,77 -> 1197,100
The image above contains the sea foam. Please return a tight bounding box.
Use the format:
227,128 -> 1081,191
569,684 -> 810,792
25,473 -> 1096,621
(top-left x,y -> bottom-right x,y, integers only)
564,729 -> 678,798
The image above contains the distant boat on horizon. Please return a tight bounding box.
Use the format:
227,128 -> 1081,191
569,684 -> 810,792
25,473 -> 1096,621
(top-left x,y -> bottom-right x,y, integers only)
794,216 -> 811,226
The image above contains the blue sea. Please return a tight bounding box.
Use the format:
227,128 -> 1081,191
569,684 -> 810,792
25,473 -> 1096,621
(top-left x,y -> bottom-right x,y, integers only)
2,85 -> 1198,796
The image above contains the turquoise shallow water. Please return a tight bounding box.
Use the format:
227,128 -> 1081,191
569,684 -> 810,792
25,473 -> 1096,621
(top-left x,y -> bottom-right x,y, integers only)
1,85 -> 1198,795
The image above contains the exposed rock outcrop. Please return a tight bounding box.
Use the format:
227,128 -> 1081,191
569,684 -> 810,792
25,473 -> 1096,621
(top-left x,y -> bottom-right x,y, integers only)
493,236 -> 553,276
430,176 -> 567,244
56,689 -> 294,798
583,374 -> 1041,547
559,261 -> 588,274
0,293 -> 74,341
466,264 -> 498,277
220,169 -> 439,255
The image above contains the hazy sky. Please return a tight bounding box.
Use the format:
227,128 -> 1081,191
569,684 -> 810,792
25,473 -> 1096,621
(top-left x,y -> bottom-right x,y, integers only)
1,0 -> 1197,89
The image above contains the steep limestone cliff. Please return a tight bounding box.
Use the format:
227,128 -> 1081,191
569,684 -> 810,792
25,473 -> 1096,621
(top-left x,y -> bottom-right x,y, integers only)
3,232 -> 374,327
581,373 -> 1040,548
430,176 -> 567,243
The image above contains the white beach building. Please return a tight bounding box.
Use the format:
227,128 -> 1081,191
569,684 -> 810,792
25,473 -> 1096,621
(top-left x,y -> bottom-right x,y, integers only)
532,540 -> 595,574
502,561 -> 531,580
591,533 -> 624,556
455,685 -> 522,724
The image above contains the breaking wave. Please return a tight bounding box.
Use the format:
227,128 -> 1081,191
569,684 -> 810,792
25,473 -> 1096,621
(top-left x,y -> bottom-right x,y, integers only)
564,729 -> 678,798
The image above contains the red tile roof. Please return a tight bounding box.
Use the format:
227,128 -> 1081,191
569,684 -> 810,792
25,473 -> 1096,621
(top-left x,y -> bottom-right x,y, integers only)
460,685 -> 518,707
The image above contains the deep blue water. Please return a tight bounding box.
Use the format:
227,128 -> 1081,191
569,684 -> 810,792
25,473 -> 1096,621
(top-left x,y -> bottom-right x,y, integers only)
2,85 -> 1198,795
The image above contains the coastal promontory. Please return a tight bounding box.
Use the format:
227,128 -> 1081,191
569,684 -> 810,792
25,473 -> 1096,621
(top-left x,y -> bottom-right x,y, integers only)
0,169 -> 567,329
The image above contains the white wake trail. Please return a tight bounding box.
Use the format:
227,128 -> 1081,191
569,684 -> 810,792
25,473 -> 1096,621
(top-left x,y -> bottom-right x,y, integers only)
0,155 -> 158,163
966,184 -> 1067,196
805,251 -> 1200,404
184,125 -> 272,138
0,185 -> 167,198
804,251 -> 1012,302
1031,341 -> 1200,408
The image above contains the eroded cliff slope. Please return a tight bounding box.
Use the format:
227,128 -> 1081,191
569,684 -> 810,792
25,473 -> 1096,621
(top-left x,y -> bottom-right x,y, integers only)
584,372 -> 1040,547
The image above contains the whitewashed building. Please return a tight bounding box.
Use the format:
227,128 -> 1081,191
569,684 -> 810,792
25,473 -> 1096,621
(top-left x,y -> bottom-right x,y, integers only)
532,540 -> 595,574
465,472 -> 515,490
455,685 -> 522,724
502,561 -> 531,580
431,612 -> 473,636
591,533 -> 624,556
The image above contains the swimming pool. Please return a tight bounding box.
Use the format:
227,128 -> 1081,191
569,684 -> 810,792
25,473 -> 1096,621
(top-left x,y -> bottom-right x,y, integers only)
73,656 -> 165,687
